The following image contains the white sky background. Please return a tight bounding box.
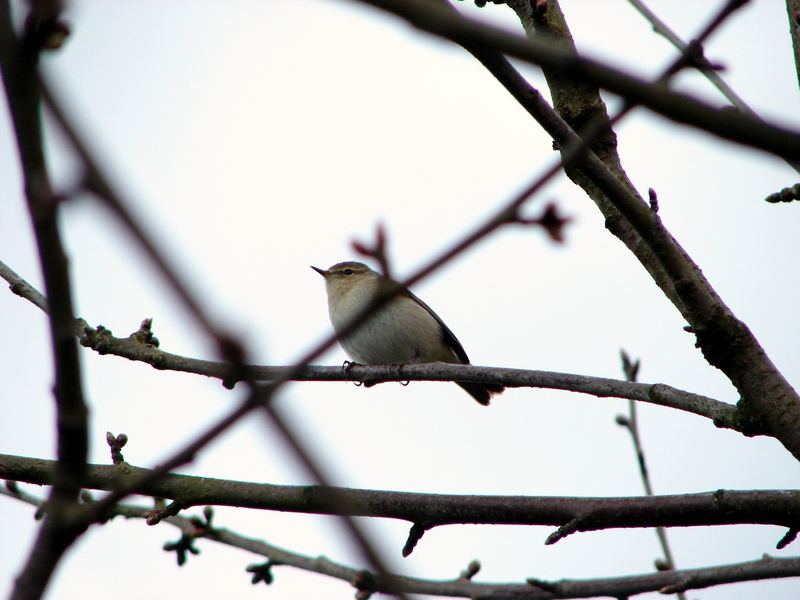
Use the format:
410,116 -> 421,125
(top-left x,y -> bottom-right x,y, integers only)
1,0 -> 799,598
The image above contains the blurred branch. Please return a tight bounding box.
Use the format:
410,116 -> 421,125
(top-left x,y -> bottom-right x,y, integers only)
3,486 -> 799,599
2,453 -> 800,537
628,0 -> 753,108
37,75 -> 248,368
25,37 -> 414,600
347,0 -> 800,160
0,3 -> 88,599
627,0 -> 800,177
0,259 -> 743,431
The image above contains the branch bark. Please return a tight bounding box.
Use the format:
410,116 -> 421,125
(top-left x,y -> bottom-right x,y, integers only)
0,261 -> 742,431
787,0 -> 800,90
500,0 -> 800,457
2,486 -> 798,599
2,453 -> 799,539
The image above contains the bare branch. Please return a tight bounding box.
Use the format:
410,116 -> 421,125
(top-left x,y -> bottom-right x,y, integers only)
627,0 -> 800,178
2,453 -> 799,537
3,485 -> 800,599
617,351 -> 684,600
628,0 -> 752,108
0,259 -> 47,311
0,259 -> 742,430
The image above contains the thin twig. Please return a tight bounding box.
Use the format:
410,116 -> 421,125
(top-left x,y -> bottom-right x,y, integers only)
627,0 -> 751,108
627,0 -> 800,175
618,351 -> 685,600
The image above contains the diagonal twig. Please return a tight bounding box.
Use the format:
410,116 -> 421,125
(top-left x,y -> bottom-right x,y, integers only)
627,0 -> 800,176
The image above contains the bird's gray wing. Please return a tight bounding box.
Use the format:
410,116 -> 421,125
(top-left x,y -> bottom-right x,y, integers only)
402,288 -> 470,364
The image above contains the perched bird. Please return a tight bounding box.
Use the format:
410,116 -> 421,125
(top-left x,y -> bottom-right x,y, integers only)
311,261 -> 503,405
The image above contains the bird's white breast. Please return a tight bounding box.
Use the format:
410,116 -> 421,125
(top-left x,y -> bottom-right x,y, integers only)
328,279 -> 454,364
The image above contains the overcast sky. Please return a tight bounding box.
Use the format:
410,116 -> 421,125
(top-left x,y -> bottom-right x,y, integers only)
1,1 -> 799,599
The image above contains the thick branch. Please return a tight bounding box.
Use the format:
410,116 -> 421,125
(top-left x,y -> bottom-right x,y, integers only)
499,0 -> 800,457
2,454 -> 799,536
3,487 -> 799,599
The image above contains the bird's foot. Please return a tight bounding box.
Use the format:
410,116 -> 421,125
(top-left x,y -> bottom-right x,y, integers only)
342,360 -> 364,387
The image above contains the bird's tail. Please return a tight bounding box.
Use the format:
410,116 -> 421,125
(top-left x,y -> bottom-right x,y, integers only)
457,382 -> 504,406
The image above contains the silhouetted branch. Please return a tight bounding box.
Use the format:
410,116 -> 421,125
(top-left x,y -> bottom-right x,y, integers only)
2,453 -> 799,540
2,484 -> 800,599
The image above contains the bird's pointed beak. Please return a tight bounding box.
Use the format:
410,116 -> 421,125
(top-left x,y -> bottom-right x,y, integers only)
310,265 -> 327,277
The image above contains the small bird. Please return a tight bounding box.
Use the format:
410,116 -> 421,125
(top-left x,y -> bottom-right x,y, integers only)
311,261 -> 503,405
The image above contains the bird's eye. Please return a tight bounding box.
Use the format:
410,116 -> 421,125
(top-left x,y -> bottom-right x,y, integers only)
343,268 -> 354,275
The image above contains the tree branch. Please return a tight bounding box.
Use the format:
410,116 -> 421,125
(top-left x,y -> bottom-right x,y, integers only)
3,482 -> 800,598
0,259 -> 743,431
617,351 -> 684,600
0,3 -> 89,598
2,453 -> 799,539
496,0 -> 800,457
345,0 -> 800,458
627,0 -> 800,178
348,0 -> 800,160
